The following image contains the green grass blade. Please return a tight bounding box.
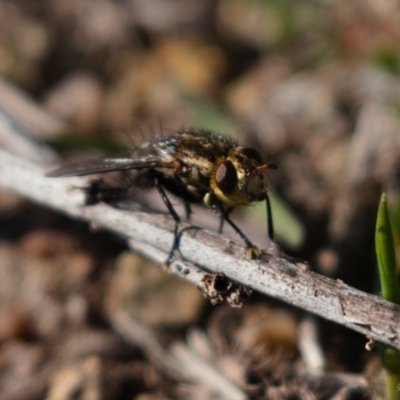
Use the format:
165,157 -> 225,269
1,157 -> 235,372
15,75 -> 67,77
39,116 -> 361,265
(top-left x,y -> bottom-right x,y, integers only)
375,193 -> 400,304
375,193 -> 400,400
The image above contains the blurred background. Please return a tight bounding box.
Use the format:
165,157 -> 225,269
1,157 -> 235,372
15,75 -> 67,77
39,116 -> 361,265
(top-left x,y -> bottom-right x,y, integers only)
1,0 -> 400,398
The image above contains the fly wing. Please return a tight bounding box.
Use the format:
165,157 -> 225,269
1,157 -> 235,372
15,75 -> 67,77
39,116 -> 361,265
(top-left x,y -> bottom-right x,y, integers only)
46,156 -> 175,177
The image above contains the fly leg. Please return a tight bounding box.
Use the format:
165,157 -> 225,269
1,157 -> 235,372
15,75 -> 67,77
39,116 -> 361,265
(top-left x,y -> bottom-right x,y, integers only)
264,194 -> 308,268
172,174 -> 191,221
184,201 -> 192,221
265,194 -> 274,241
218,207 -> 233,234
154,177 -> 181,268
217,203 -> 261,259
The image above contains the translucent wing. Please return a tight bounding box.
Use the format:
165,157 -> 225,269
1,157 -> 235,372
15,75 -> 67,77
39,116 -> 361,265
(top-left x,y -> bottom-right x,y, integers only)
46,156 -> 174,177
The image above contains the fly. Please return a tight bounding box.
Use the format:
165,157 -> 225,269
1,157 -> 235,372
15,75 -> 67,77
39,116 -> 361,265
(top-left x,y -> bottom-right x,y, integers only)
46,129 -> 277,265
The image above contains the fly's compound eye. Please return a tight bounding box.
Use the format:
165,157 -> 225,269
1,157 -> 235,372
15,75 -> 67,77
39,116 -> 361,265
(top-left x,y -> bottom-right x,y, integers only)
242,147 -> 263,165
215,160 -> 237,194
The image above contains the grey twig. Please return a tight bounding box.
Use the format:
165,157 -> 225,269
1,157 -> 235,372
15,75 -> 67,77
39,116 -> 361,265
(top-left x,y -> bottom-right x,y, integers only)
1,148 -> 400,350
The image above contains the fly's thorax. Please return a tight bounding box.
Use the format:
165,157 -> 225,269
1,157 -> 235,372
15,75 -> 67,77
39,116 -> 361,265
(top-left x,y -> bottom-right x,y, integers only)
151,143 -> 216,202
171,145 -> 216,198
209,148 -> 268,207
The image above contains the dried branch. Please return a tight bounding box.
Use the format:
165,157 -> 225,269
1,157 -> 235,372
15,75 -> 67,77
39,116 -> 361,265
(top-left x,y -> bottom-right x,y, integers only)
1,148 -> 400,350
111,311 -> 248,400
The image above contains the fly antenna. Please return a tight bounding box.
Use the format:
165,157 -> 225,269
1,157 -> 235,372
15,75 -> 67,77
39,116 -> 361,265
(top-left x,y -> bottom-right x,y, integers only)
253,162 -> 277,174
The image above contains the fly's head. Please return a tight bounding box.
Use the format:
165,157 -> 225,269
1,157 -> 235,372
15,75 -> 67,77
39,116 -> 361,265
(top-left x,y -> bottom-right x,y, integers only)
209,147 -> 276,207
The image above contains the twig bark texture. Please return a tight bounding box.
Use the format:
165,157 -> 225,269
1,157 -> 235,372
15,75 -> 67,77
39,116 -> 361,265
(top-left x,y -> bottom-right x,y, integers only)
1,148 -> 400,350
